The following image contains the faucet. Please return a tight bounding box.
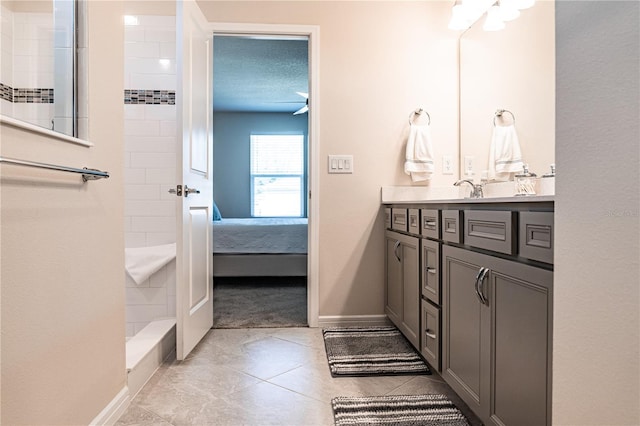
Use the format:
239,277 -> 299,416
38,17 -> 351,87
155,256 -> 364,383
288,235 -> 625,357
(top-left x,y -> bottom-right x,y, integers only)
454,179 -> 484,199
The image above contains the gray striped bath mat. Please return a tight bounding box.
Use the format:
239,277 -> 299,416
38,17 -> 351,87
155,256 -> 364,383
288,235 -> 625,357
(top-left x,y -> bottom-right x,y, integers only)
332,394 -> 470,426
322,326 -> 430,376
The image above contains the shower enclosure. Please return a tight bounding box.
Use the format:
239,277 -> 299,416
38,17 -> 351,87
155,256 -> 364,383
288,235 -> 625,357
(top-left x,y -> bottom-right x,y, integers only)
123,12 -> 178,395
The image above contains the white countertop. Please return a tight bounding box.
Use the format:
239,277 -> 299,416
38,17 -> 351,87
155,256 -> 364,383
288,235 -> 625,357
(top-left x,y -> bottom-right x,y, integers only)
381,185 -> 554,204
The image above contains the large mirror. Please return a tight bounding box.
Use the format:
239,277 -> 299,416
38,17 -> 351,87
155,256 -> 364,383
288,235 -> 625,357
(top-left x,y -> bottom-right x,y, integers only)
459,1 -> 555,181
0,0 -> 77,137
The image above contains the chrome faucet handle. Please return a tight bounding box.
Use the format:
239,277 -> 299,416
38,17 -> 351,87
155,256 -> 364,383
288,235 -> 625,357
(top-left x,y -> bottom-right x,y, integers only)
473,184 -> 484,199
454,179 -> 484,199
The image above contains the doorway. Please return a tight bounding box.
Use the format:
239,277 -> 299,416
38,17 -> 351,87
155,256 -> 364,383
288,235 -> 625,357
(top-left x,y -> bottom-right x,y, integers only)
210,25 -> 319,327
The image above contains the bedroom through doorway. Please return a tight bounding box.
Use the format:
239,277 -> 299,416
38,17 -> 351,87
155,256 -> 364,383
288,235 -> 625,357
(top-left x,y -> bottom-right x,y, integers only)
211,34 -> 310,328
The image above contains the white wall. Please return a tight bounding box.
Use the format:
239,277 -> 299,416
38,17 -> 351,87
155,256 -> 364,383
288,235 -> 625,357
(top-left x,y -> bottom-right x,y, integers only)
200,0 -> 459,317
554,1 -> 639,424
213,111 -> 309,218
0,1 -> 126,424
124,14 -> 177,337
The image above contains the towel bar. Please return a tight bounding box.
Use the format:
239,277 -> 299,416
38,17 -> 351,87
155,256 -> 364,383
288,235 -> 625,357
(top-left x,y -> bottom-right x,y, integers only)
494,109 -> 516,126
409,108 -> 431,125
0,156 -> 109,182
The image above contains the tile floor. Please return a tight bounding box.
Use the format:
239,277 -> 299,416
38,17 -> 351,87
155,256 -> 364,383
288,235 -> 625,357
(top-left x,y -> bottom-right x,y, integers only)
116,327 -> 482,426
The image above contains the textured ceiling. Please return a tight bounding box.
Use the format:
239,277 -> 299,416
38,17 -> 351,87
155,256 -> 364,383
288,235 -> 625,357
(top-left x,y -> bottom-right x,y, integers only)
213,36 -> 309,113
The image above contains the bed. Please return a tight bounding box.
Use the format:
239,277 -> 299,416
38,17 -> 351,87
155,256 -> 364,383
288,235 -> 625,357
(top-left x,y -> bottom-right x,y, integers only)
212,218 -> 308,277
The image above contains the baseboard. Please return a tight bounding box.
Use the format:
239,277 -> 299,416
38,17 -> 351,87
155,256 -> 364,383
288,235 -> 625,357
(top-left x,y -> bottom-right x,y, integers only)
318,314 -> 390,328
89,386 -> 130,426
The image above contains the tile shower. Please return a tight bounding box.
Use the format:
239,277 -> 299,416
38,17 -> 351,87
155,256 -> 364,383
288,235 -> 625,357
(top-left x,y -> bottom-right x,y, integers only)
124,14 -> 177,338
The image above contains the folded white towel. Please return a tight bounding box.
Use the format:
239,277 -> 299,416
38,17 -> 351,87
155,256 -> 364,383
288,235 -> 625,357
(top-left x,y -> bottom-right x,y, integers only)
488,124 -> 524,181
404,123 -> 434,182
125,243 -> 176,285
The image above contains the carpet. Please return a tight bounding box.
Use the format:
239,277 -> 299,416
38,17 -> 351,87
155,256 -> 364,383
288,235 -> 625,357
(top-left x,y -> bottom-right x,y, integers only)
322,326 -> 430,376
332,394 -> 470,426
212,276 -> 307,328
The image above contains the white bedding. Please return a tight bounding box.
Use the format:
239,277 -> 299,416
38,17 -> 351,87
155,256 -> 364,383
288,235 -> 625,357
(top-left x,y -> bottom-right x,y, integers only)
213,218 -> 308,254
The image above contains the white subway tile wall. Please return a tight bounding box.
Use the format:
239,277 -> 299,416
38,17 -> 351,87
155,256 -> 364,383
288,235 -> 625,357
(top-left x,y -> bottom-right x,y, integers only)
0,7 -> 55,129
124,15 -> 177,337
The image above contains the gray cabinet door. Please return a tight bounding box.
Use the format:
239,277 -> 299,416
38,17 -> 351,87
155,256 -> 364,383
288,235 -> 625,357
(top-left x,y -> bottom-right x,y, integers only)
401,234 -> 420,348
443,244 -> 553,426
442,245 -> 490,419
385,231 -> 403,328
385,230 -> 420,349
486,255 -> 552,426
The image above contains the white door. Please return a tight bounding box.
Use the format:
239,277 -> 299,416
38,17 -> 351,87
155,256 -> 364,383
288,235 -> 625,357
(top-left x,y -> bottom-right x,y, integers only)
175,0 -> 213,360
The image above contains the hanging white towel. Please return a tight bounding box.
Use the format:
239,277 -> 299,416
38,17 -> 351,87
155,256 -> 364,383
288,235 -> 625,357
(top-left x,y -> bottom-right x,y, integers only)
488,124 -> 524,181
404,123 -> 434,182
125,243 -> 176,285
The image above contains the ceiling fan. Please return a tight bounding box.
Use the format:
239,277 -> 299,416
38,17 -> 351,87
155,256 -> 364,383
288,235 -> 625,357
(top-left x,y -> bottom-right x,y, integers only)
293,92 -> 308,115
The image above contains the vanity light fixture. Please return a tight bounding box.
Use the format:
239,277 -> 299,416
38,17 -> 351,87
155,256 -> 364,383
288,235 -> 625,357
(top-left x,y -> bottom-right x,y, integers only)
447,0 -> 535,32
448,1 -> 473,30
498,0 -> 521,21
483,5 -> 506,31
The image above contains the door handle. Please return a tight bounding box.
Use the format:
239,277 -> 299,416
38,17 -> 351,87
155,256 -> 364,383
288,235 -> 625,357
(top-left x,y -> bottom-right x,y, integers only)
474,267 -> 485,304
393,240 -> 401,262
477,267 -> 490,305
425,329 -> 437,339
426,267 -> 437,274
184,185 -> 200,197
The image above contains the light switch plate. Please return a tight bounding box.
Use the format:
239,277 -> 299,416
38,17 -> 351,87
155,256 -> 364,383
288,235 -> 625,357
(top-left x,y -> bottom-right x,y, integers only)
328,155 -> 353,174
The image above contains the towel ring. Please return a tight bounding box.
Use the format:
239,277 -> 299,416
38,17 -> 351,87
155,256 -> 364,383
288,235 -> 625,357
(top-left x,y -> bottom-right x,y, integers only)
409,108 -> 431,125
493,109 -> 515,126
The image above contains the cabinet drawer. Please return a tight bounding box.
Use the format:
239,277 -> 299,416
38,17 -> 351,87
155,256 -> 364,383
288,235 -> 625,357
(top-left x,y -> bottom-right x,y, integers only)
421,238 -> 440,304
441,210 -> 463,244
421,300 -> 440,371
464,210 -> 516,255
421,209 -> 440,239
384,207 -> 391,229
519,211 -> 554,264
391,208 -> 408,232
408,208 -> 420,235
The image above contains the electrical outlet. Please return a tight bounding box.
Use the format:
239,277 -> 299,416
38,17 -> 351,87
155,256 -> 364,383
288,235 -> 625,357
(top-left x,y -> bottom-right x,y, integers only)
464,156 -> 475,176
442,156 -> 453,175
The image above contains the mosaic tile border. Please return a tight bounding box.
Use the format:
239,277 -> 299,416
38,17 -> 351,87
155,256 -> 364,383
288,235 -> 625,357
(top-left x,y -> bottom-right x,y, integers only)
0,82 -> 13,102
124,89 -> 175,105
0,82 -> 54,103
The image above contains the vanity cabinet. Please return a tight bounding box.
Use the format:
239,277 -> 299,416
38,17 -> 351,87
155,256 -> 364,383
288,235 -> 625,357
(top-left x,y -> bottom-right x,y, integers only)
442,244 -> 552,426
385,230 -> 420,348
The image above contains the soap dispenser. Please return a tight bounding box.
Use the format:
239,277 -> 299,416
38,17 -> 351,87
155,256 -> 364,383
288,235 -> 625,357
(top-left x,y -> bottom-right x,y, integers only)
539,163 -> 555,195
514,164 -> 537,196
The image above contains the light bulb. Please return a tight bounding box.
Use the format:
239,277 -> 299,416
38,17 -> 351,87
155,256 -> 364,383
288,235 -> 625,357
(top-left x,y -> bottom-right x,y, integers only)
499,0 -> 520,21
448,3 -> 472,30
483,5 -> 506,31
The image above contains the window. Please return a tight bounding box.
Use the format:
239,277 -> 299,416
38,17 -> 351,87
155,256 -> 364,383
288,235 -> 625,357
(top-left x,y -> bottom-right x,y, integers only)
250,134 -> 304,217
